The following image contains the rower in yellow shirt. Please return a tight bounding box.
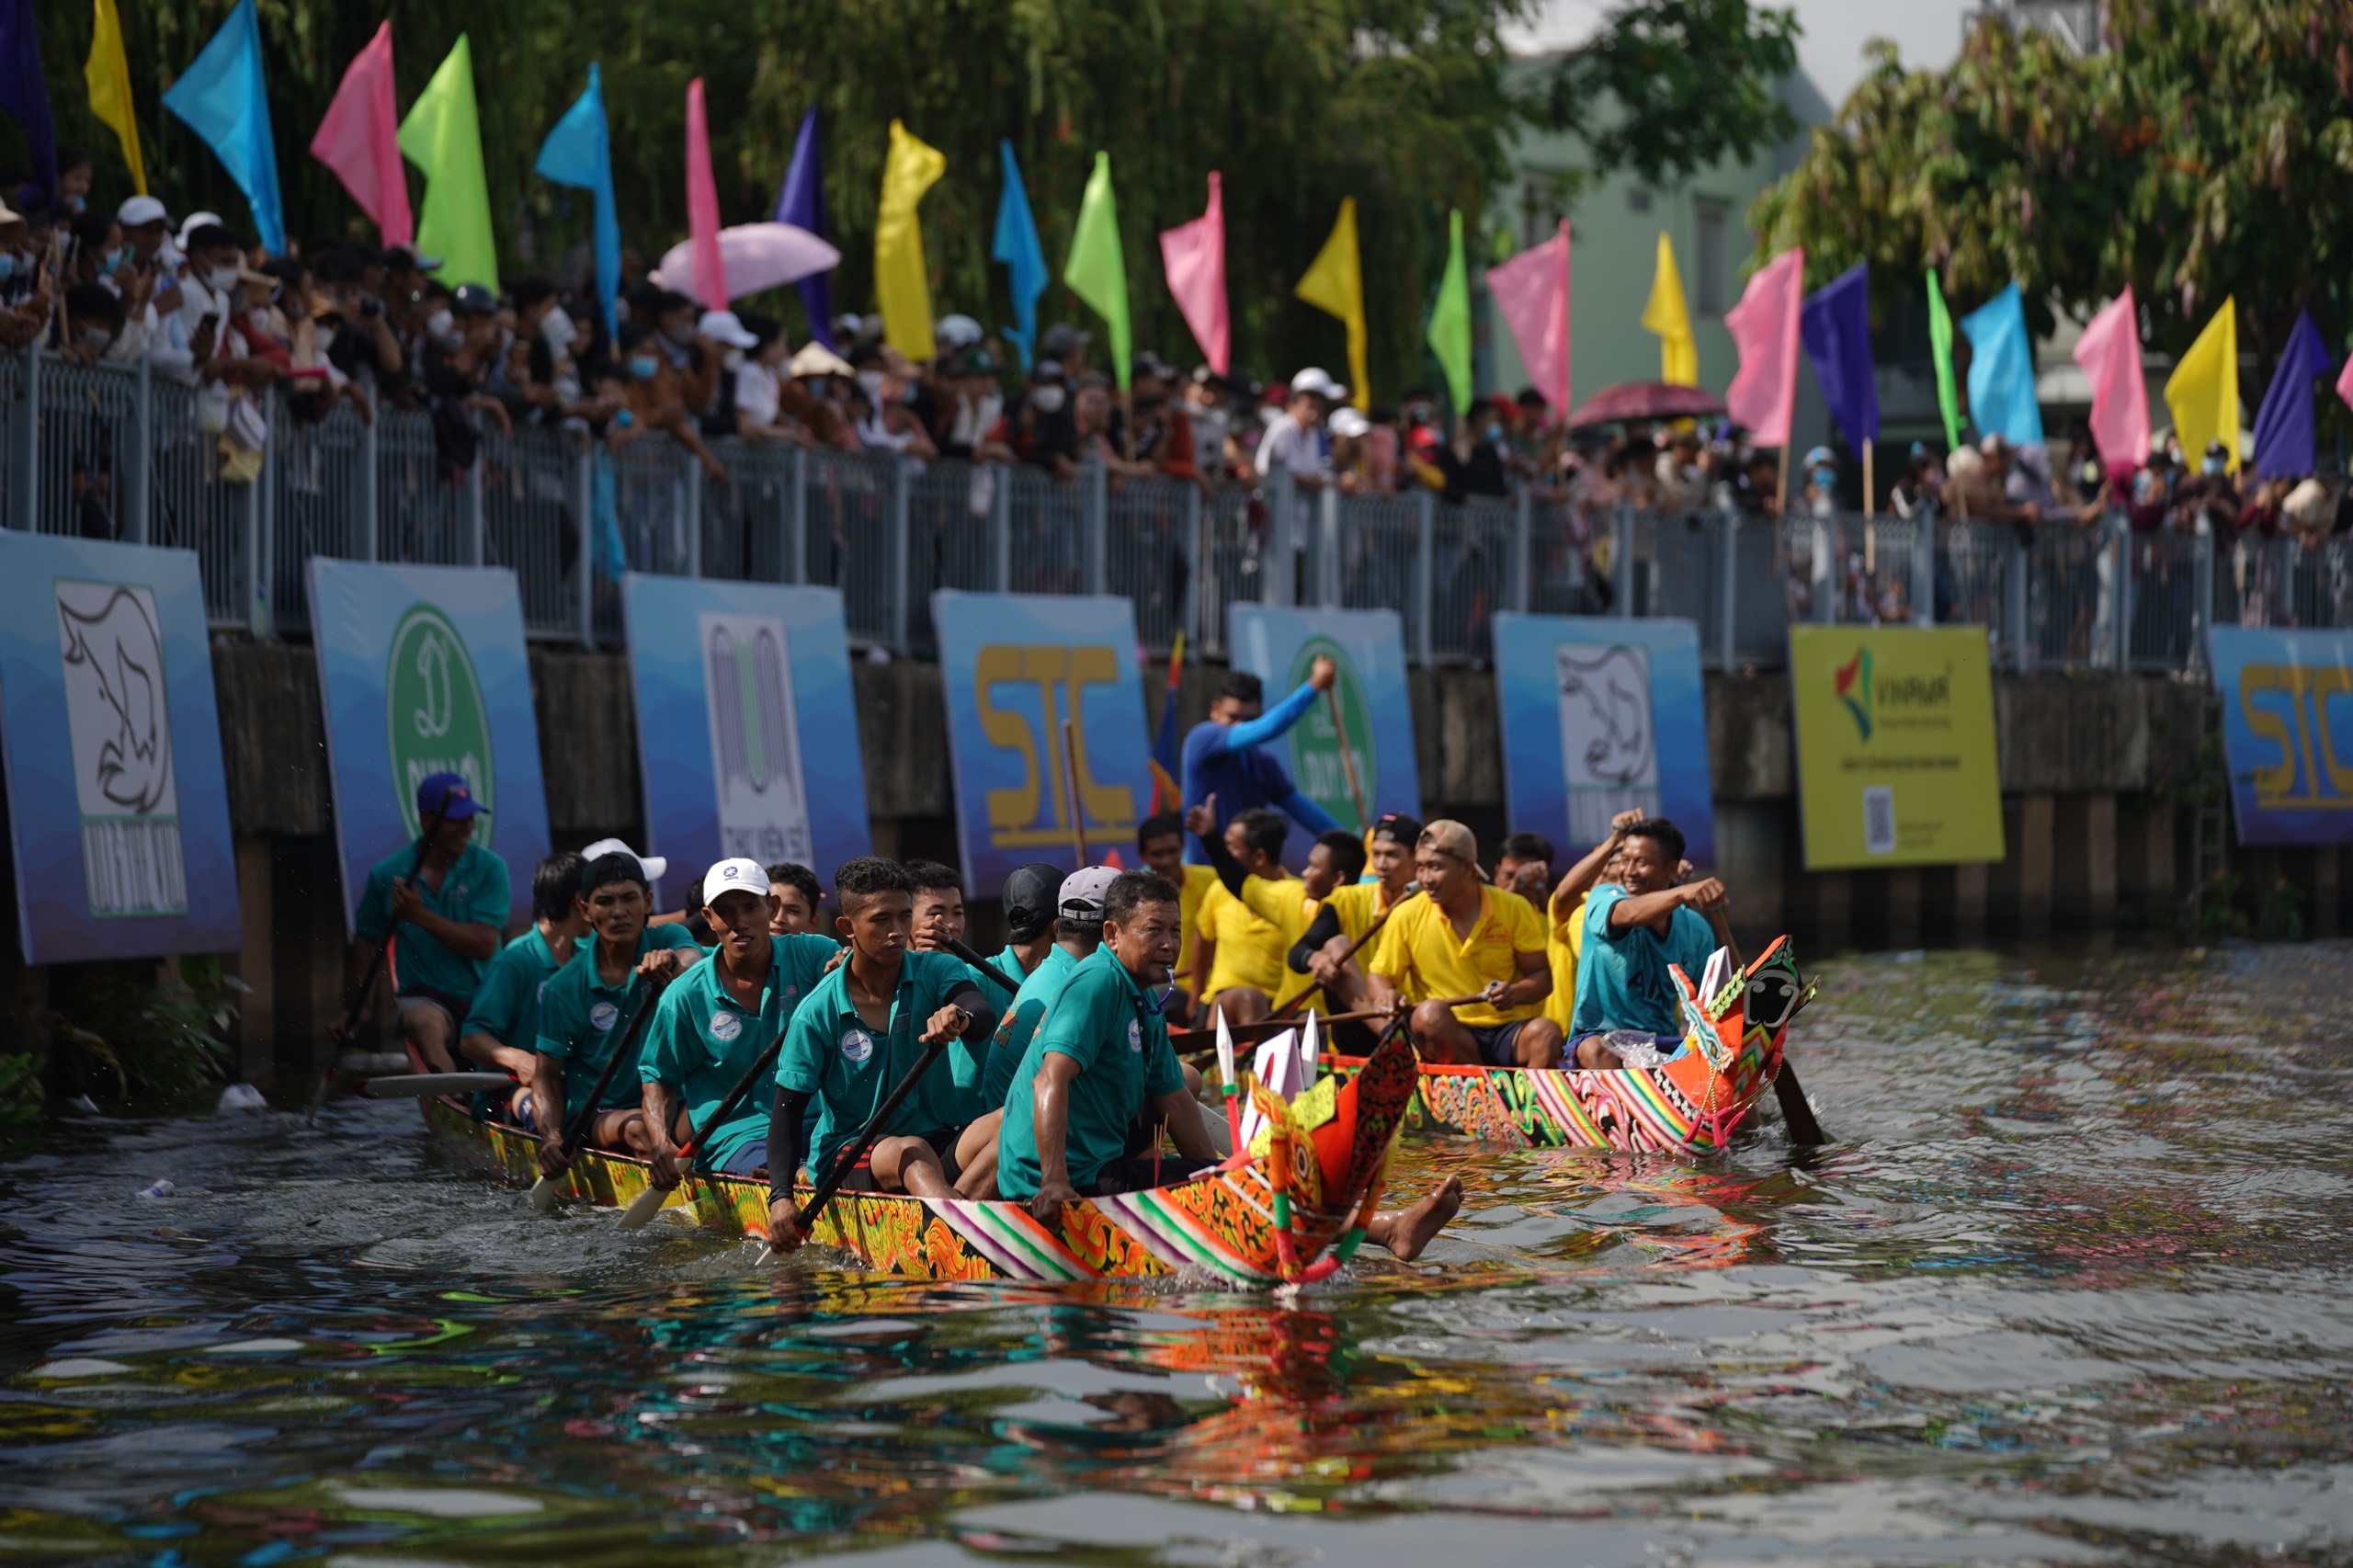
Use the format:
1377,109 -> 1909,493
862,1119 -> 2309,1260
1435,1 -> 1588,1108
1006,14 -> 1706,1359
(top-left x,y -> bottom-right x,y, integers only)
1138,812 -> 1218,1025
1184,797 -> 1365,1018
1286,812 -> 1421,1013
1187,805 -> 1304,1025
1366,820 -> 1563,1068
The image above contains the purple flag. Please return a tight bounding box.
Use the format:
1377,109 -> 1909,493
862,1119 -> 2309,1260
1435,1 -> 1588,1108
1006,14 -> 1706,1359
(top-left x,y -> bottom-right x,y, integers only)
2250,310 -> 2335,481
1799,260 -> 1878,448
775,108 -> 835,349
0,0 -> 56,200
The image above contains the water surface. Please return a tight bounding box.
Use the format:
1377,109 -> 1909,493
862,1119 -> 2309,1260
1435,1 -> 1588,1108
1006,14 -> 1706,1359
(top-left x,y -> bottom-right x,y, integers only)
5,940 -> 2350,1565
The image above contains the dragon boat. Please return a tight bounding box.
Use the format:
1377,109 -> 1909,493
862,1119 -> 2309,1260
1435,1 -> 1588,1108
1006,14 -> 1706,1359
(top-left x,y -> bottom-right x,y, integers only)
1329,936 -> 1816,1153
422,1029 -> 1423,1287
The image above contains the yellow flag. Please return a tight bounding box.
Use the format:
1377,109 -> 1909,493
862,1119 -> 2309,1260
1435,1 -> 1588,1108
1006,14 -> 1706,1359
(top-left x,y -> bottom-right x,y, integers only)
1641,232 -> 1696,386
875,120 -> 946,362
2164,295 -> 2239,474
1294,198 -> 1368,410
85,0 -> 147,196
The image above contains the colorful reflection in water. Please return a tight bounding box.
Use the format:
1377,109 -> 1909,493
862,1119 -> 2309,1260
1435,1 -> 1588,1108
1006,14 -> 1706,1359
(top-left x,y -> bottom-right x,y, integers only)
3,939 -> 2350,1565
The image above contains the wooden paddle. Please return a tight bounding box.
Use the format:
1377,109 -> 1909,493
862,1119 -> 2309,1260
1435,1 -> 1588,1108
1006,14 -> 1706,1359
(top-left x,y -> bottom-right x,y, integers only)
529,976 -> 658,1212
350,1072 -> 514,1099
757,1024 -> 961,1264
1325,686 -> 1369,832
944,937 -> 1022,996
1267,888 -> 1419,1022
1773,1060 -> 1828,1146
1060,716 -> 1089,865
617,1032 -> 790,1230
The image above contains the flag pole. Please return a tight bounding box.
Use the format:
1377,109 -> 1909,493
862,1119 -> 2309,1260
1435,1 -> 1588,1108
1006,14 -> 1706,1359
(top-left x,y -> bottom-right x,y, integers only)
1775,447 -> 1788,516
1862,437 -> 1875,519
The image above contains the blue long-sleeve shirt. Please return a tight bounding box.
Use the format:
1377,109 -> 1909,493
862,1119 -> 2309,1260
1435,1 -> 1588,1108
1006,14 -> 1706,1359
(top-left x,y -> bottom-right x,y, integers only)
1179,680 -> 1342,861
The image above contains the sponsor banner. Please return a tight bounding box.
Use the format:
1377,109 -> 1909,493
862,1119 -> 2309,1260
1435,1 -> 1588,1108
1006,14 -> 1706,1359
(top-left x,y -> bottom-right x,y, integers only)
933,592 -> 1154,894
1491,613 -> 1715,867
309,561 -> 551,931
0,534 -> 239,963
1227,605 -> 1421,865
621,574 -> 870,897
2207,626 -> 2353,846
1790,624 -> 2005,869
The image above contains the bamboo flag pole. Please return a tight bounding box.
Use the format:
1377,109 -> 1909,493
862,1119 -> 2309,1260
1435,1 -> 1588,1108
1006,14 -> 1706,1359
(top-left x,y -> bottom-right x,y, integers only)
1061,716 -> 1089,865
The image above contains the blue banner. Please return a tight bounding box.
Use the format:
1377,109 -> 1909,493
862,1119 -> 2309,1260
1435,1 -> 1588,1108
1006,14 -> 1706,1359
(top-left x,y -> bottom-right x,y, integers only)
0,534 -> 239,964
1227,605 -> 1421,865
2208,626 -> 2353,846
622,574 -> 870,901
933,592 -> 1154,894
1491,612 -> 1716,867
308,561 -> 550,932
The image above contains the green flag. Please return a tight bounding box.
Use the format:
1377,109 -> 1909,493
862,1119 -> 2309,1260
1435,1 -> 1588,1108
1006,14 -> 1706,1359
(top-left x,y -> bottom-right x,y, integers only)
1063,151 -> 1131,392
1926,267 -> 1962,449
398,35 -> 498,291
1427,209 -> 1473,414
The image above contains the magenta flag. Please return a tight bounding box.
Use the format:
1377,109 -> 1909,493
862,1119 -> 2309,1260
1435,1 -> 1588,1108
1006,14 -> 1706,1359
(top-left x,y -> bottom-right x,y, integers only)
1159,171 -> 1228,375
685,78 -> 728,305
2073,286 -> 2150,472
2336,339 -> 2353,416
1725,247 -> 1804,447
308,21 -> 411,247
1484,219 -> 1570,415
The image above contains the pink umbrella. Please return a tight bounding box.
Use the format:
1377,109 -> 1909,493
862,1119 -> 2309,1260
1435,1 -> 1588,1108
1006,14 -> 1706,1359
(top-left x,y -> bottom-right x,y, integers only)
652,222 -> 840,305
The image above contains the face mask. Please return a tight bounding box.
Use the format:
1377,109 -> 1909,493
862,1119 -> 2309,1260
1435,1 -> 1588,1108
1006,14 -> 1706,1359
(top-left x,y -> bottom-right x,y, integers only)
853,369 -> 885,398
722,347 -> 745,371
0,256 -> 15,282
102,247 -> 131,277
1812,467 -> 1836,489
209,266 -> 240,293
629,356 -> 659,381
1483,422 -> 1504,442
83,326 -> 114,353
1029,382 -> 1065,415
425,307 -> 455,340
540,311 -> 577,351
2202,457 -> 2225,476
664,321 -> 694,347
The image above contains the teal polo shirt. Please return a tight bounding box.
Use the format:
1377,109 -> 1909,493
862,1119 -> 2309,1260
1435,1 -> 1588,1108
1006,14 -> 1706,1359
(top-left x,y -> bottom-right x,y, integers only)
535,925 -> 703,1125
980,942 -> 1084,1109
996,947 -> 1185,1200
774,949 -> 988,1181
641,933 -> 840,1172
988,945 -> 1033,990
1571,885 -> 1718,1039
460,926 -> 570,1051
354,840 -> 510,1005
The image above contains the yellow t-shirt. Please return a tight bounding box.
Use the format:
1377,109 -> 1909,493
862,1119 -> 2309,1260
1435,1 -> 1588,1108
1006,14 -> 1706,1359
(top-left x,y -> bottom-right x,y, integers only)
1370,883 -> 1549,1028
1544,892 -> 1587,1035
1198,875 -> 1294,999
1319,880 -> 1399,947
1239,874 -> 1323,1011
1174,862 -> 1217,981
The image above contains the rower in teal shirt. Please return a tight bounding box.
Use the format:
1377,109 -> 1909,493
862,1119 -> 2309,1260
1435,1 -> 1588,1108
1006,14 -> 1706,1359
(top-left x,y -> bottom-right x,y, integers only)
347,772 -> 509,1073
1567,819 -> 1728,1070
458,850 -> 591,1125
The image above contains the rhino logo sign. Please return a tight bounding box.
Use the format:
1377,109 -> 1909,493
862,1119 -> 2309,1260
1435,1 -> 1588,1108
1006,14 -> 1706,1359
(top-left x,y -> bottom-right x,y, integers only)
56,580 -> 186,918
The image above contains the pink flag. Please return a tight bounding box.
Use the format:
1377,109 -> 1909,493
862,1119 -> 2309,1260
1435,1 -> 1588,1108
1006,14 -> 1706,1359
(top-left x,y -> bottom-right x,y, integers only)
309,21 -> 412,247
2336,335 -> 2353,415
685,78 -> 728,306
2073,286 -> 2150,471
1724,248 -> 1804,447
1159,172 -> 1228,375
1484,220 -> 1570,415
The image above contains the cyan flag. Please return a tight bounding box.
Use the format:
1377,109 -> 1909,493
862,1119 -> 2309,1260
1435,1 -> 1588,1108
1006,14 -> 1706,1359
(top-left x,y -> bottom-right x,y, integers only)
2251,310 -> 2334,481
534,64 -> 620,339
1799,261 -> 1879,448
1959,281 -> 2043,447
160,0 -> 284,252
992,141 -> 1049,369
776,109 -> 835,350
0,0 -> 56,201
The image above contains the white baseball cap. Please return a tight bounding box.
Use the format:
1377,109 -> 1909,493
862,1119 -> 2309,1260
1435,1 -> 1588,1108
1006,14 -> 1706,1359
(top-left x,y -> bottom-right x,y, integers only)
118,195 -> 169,228
702,857 -> 771,903
1058,866 -> 1121,923
936,312 -> 983,349
1289,367 -> 1344,402
1329,406 -> 1371,438
698,308 -> 758,349
176,210 -> 223,251
582,837 -> 667,883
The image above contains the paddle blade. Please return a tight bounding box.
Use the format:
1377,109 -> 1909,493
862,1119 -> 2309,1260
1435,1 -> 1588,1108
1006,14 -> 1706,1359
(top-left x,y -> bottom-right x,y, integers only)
352,1073 -> 513,1099
529,1176 -> 562,1212
617,1183 -> 671,1231
1213,1005 -> 1236,1090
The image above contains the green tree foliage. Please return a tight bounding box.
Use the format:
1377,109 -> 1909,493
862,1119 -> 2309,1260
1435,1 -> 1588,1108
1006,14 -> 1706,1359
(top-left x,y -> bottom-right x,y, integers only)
17,0 -> 1801,392
1749,2 -> 2353,371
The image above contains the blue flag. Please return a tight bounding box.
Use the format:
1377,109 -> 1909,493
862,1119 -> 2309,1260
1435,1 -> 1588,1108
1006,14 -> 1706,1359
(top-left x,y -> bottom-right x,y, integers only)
160,0 -> 284,252
776,108 -> 835,350
1799,261 -> 1878,449
1959,282 -> 2043,447
0,0 -> 55,201
993,141 -> 1049,370
535,64 -> 620,340
2251,310 -> 2335,482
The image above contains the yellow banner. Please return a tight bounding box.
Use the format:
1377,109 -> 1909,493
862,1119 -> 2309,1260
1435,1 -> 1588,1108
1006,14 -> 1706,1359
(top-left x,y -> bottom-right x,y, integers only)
1790,625 -> 2005,869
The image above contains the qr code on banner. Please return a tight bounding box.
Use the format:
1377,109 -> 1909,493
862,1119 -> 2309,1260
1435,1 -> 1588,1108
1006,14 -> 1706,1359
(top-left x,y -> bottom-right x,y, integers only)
1862,785 -> 1896,855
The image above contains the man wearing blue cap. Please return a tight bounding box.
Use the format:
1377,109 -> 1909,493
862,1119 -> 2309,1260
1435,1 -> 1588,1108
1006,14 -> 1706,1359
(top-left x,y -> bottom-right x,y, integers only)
347,772 -> 511,1074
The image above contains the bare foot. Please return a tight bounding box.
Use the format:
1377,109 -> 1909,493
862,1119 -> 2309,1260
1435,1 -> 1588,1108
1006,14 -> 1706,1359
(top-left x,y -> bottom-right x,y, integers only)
1367,1174 -> 1462,1262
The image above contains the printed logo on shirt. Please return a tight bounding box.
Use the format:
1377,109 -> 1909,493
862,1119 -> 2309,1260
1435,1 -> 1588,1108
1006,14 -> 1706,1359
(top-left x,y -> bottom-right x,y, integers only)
588,1000 -> 619,1032
710,1009 -> 744,1043
1127,1018 -> 1143,1054
841,1027 -> 874,1064
536,979 -> 549,1001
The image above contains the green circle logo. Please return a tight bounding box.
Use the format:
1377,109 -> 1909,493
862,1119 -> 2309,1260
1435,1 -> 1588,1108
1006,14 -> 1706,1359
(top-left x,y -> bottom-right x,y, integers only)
1285,636 -> 1376,832
384,603 -> 494,830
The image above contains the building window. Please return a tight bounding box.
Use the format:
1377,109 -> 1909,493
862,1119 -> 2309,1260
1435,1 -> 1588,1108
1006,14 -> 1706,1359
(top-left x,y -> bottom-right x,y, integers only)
1695,199 -> 1729,316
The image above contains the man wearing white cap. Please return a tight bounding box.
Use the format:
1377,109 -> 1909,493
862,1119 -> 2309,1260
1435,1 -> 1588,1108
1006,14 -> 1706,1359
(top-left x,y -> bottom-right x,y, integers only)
638,858 -> 845,1188
1255,368 -> 1336,483
580,837 -> 668,885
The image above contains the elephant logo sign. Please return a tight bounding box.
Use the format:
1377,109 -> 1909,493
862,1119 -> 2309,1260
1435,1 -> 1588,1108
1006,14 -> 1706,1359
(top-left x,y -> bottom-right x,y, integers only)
56,579 -> 187,917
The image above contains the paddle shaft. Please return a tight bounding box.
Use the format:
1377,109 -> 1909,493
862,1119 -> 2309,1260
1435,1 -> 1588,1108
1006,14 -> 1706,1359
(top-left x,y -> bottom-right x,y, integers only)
1060,716 -> 1088,865
1325,686 -> 1369,832
555,975 -> 657,1148
335,804 -> 451,1042
1267,890 -> 1417,1021
1774,1060 -> 1827,1146
354,1072 -> 515,1099
944,937 -> 1022,997
792,1029 -> 954,1232
665,1035 -> 788,1173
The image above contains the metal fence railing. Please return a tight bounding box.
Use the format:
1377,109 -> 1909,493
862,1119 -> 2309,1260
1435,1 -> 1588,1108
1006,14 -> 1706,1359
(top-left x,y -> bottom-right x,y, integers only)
7,345 -> 2352,667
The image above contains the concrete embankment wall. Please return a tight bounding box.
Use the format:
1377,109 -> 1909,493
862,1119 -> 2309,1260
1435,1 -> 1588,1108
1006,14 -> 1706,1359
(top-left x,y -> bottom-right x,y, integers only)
7,644 -> 2340,1089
